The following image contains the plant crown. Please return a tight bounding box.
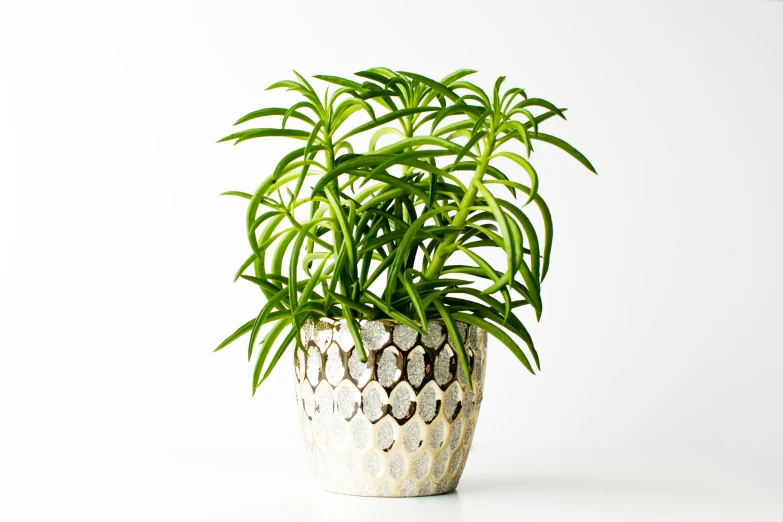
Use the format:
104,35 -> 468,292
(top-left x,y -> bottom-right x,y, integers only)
215,68 -> 595,394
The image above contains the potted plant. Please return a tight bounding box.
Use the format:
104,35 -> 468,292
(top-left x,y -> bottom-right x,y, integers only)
215,68 -> 595,497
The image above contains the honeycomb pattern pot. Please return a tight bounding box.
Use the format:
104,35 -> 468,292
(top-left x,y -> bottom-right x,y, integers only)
294,317 -> 487,497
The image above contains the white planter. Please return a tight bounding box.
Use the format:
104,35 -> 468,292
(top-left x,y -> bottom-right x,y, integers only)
294,318 -> 487,497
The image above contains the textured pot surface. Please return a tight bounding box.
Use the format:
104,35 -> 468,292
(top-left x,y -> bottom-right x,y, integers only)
294,317 -> 487,497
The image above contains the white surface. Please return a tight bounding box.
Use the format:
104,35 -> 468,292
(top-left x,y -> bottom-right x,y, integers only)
2,0 -> 782,520
12,447 -> 783,521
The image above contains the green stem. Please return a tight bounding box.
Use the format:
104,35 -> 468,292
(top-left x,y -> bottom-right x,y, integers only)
423,134 -> 495,279
320,132 -> 338,313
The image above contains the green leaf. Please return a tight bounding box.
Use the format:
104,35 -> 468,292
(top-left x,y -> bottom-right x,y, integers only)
337,107 -> 439,142
450,80 -> 491,108
324,187 -> 356,266
220,191 -> 252,200
433,299 -> 473,390
491,151 -> 539,205
362,291 -> 427,335
266,80 -> 303,91
327,291 -> 375,316
214,318 -> 255,352
282,101 -> 318,129
342,307 -> 366,361
449,130 -> 486,172
440,69 -> 478,86
484,179 -> 554,280
233,252 -> 258,283
385,206 -> 458,302
290,121 -> 324,204
397,71 -> 459,102
247,288 -> 289,360
313,74 -> 363,90
372,136 -> 463,156
451,313 -> 535,374
401,269 -> 427,328
369,127 -> 404,152
217,128 -> 311,144
504,120 -> 533,156
233,107 -> 316,126
252,319 -> 292,395
260,328 -> 297,384
512,98 -> 566,119
531,133 -> 597,174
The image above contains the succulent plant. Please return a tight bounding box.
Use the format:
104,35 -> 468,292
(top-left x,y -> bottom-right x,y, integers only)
215,68 -> 595,394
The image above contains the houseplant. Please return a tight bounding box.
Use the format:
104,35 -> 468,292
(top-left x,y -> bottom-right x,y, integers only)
215,68 -> 595,497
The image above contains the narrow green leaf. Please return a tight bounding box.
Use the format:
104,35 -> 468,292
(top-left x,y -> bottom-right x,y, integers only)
369,127 -> 403,152
313,74 -> 363,89
247,288 -> 289,361
260,329 -> 297,384
337,107 -> 439,142
513,98 -> 566,119
362,291 -> 427,335
217,128 -> 311,144
484,179 -> 554,280
451,313 -> 535,374
342,307 -> 366,362
233,107 -> 316,126
252,319 -> 292,395
433,299 -> 473,390
491,151 -> 539,205
531,133 -> 597,174
220,191 -> 252,200
397,71 -> 459,102
214,318 -> 254,352
401,269 -> 427,327
449,131 -> 486,172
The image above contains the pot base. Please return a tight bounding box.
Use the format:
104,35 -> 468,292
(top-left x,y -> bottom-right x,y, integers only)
322,481 -> 457,498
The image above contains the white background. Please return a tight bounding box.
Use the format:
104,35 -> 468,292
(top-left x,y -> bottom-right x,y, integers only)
2,0 -> 782,520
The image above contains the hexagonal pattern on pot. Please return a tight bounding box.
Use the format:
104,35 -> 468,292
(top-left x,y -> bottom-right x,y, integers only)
294,319 -> 486,497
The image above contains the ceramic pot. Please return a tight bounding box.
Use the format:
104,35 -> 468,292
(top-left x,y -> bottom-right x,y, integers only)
294,318 -> 487,497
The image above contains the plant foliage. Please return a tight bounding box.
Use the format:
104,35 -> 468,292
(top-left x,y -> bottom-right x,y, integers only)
215,68 -> 595,394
